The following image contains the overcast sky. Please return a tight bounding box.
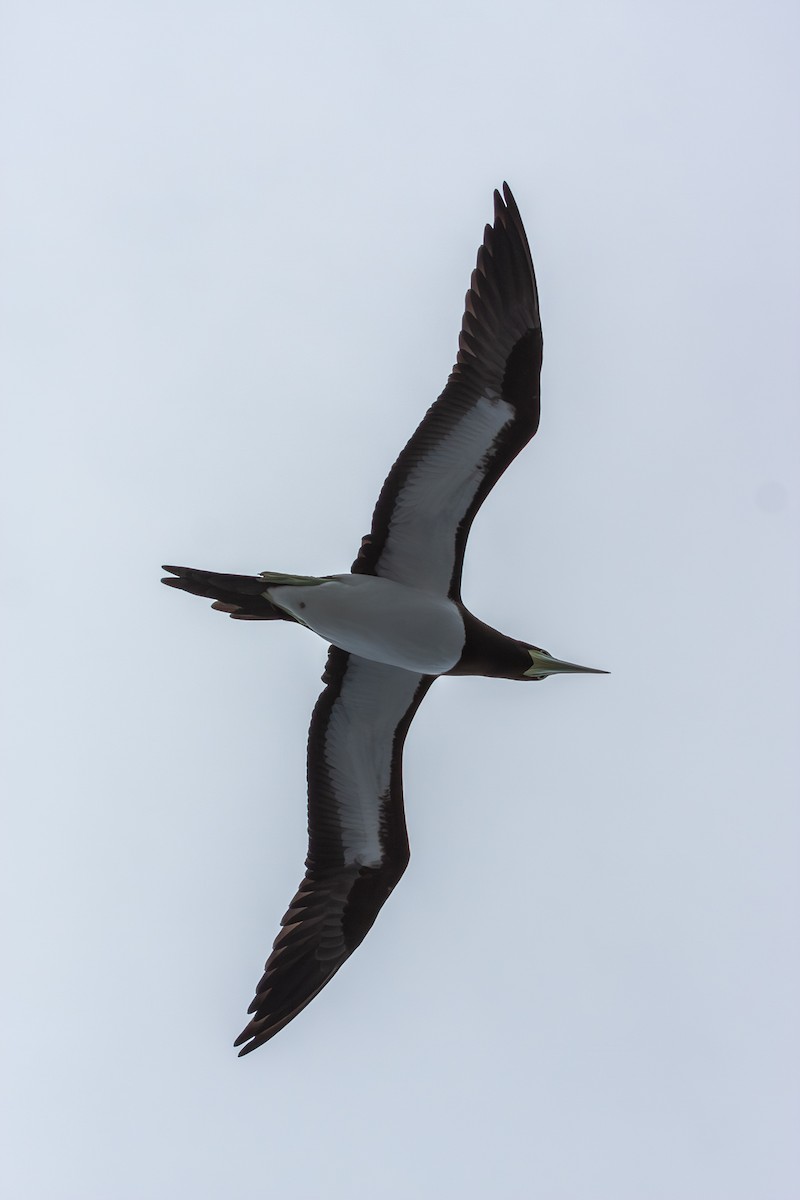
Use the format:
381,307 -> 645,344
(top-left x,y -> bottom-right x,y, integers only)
2,1 -> 799,1197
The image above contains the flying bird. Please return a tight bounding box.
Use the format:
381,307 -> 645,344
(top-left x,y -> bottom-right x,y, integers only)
163,184 -> 606,1055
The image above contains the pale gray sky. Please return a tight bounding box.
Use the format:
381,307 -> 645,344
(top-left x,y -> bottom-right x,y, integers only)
2,1 -> 799,1197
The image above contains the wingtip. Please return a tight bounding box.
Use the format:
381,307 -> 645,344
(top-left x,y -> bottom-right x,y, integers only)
234,1019 -> 257,1049
502,181 -> 519,215
493,182 -> 516,213
236,1034 -> 266,1057
234,1023 -> 270,1056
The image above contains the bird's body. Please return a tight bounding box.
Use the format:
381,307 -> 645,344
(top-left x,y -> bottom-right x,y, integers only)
163,185 -> 605,1055
267,574 -> 465,675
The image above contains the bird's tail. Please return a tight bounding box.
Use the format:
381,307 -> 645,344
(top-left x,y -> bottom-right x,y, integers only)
161,565 -> 292,621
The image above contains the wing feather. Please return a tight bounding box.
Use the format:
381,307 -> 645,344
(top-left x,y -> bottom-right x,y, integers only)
352,184 -> 543,598
235,649 -> 433,1054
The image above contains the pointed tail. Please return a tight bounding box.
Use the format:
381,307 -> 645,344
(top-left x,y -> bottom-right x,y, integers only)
161,565 -> 291,621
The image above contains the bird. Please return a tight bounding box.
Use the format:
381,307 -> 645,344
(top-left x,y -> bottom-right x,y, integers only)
162,184 -> 606,1055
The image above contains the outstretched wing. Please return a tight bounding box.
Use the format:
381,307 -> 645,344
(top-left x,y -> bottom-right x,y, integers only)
352,183 -> 543,600
235,649 -> 433,1054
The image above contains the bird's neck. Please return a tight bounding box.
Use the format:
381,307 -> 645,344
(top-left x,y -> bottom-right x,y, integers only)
448,607 -> 532,680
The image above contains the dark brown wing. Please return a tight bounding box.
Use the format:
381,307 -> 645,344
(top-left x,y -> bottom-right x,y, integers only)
351,184 -> 542,600
234,648 -> 433,1054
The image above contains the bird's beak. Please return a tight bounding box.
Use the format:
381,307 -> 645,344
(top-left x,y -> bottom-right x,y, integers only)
524,649 -> 609,678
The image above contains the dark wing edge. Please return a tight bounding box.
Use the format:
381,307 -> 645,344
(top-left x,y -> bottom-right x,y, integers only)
351,183 -> 543,598
234,648 -> 434,1055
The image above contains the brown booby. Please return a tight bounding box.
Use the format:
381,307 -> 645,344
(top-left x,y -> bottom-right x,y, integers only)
162,184 -> 606,1055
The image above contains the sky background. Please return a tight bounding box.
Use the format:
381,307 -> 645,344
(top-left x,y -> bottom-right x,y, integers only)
2,1 -> 799,1197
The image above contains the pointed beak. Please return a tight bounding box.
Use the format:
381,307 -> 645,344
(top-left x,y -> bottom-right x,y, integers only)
524,650 -> 609,678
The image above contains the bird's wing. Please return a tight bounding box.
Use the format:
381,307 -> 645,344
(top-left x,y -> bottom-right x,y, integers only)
235,648 -> 433,1054
351,183 -> 543,600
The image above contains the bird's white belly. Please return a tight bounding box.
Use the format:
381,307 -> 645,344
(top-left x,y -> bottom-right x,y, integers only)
267,575 -> 465,674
